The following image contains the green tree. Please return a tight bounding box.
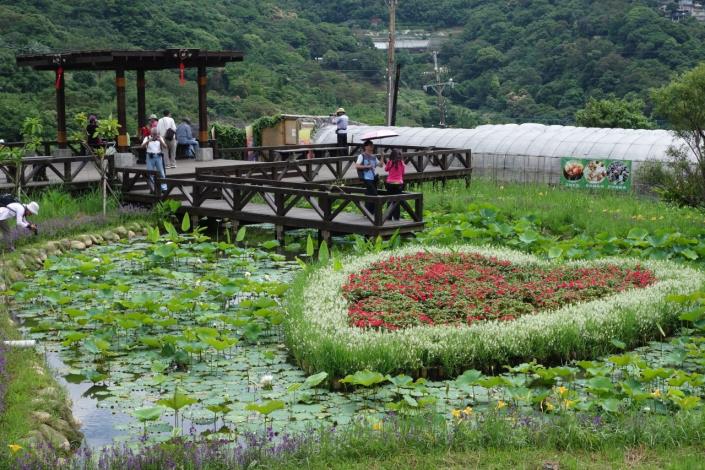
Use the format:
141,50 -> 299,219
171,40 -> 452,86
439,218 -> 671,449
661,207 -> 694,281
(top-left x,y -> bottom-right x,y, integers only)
652,62 -> 705,206
574,97 -> 654,129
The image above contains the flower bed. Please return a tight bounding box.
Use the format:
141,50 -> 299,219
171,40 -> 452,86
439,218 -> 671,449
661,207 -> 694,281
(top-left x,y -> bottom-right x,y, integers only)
284,245 -> 705,379
343,252 -> 655,330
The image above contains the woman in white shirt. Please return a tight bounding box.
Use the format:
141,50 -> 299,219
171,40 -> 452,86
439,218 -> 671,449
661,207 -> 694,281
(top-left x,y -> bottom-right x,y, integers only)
141,128 -> 168,193
0,201 -> 38,251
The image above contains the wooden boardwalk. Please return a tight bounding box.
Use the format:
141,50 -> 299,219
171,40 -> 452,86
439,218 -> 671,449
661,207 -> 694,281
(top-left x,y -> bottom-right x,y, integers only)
2,146 -> 471,242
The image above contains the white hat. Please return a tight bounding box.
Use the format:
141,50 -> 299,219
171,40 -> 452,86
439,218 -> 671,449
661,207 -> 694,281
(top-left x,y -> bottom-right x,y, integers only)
27,201 -> 39,215
336,107 -> 345,114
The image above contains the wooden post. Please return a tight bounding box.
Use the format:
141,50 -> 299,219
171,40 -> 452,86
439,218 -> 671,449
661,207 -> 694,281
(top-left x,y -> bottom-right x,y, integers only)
56,68 -> 67,149
197,65 -> 208,146
275,225 -> 285,244
319,230 -> 331,246
115,69 -> 128,152
136,69 -> 146,134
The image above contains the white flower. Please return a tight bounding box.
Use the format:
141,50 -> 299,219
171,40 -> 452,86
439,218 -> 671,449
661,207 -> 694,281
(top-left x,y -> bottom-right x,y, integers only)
259,374 -> 273,389
244,271 -> 252,278
91,258 -> 100,263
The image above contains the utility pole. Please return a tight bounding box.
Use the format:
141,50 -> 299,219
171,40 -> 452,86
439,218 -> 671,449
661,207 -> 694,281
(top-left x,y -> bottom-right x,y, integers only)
385,0 -> 398,126
423,51 -> 454,128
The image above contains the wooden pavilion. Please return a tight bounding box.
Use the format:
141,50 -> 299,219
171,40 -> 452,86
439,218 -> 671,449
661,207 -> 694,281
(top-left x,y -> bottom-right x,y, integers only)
16,49 -> 244,153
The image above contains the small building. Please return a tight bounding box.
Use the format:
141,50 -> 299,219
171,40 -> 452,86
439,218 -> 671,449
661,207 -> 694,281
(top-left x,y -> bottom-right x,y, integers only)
258,114 -> 320,147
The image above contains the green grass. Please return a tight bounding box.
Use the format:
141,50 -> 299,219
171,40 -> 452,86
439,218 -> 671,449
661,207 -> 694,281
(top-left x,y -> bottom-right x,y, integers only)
272,447 -> 705,469
0,305 -> 62,448
420,179 -> 705,238
29,187 -> 119,222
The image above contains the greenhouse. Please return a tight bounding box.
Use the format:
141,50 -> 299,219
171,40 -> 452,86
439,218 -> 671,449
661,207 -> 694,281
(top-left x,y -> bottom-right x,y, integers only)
313,123 -> 692,187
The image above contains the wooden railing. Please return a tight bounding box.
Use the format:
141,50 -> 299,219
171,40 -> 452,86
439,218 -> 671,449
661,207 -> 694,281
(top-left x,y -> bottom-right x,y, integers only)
216,144 -> 347,161
0,154 -> 115,187
180,175 -> 424,227
1,140 -> 84,156
195,149 -> 472,184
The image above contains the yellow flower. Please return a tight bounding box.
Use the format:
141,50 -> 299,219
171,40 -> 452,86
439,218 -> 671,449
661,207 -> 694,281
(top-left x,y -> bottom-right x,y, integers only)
372,422 -> 383,431
544,400 -> 555,412
651,389 -> 662,398
8,444 -> 22,454
463,406 -> 473,416
556,386 -> 568,396
451,409 -> 462,419
563,399 -> 576,409
496,400 -> 507,410
650,217 -> 657,221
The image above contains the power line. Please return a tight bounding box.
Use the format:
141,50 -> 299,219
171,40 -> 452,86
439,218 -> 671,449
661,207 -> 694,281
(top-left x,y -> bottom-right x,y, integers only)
423,51 -> 454,127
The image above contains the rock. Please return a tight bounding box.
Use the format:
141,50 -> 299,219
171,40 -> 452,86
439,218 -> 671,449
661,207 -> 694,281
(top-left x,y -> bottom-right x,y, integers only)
13,259 -> 27,271
35,249 -> 48,262
38,423 -> 70,451
90,234 -> 102,244
7,269 -> 24,282
38,387 -> 58,397
102,231 -> 118,241
46,249 -> 62,257
45,241 -> 60,251
31,411 -> 52,424
70,241 -> 86,250
78,235 -> 93,247
59,239 -> 72,250
127,230 -> 136,239
113,226 -> 128,237
50,418 -> 83,445
19,430 -> 45,450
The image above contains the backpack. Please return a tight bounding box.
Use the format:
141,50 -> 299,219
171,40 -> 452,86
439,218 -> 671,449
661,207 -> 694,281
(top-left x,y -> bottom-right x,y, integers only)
165,128 -> 176,141
0,193 -> 19,208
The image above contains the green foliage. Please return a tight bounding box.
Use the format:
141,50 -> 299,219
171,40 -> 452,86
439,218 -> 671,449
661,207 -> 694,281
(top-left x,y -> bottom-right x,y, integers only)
94,114 -> 120,142
251,115 -> 283,146
651,62 -> 705,207
212,123 -> 245,148
575,97 -> 654,129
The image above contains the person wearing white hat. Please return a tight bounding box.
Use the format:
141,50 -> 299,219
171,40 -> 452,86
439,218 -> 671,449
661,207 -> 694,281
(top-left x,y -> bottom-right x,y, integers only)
334,107 -> 348,148
0,200 -> 39,250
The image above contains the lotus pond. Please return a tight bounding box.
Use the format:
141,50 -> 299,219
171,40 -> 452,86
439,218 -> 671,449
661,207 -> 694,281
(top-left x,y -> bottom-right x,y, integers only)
6,224 -> 705,452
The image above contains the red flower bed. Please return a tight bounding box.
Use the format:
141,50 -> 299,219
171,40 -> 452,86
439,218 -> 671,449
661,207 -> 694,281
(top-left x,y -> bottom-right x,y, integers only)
342,252 -> 656,330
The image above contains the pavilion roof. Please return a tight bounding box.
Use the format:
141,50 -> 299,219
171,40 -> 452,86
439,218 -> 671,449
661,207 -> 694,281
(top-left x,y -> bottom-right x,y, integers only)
16,49 -> 244,71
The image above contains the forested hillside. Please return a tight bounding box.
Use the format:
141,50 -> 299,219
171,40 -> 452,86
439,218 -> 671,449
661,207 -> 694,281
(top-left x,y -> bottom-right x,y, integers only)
2,0 -> 705,140
0,0 -> 420,140
291,0 -> 705,125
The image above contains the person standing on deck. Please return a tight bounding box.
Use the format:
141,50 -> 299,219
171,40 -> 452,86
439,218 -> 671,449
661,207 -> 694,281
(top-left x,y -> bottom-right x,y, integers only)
334,107 -> 348,150
157,110 -> 177,169
141,127 -> 168,194
176,118 -> 199,159
355,140 -> 381,214
384,149 -> 405,221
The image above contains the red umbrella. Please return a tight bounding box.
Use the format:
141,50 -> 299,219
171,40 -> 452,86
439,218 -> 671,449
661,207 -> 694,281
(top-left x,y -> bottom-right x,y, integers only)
358,129 -> 399,141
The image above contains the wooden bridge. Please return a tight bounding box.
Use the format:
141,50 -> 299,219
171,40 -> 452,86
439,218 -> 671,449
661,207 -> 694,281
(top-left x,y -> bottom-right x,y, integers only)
1,144 -> 471,242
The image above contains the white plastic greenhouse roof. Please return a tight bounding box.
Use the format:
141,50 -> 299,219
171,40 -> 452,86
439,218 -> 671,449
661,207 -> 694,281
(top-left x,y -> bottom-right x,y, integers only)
313,123 -> 691,161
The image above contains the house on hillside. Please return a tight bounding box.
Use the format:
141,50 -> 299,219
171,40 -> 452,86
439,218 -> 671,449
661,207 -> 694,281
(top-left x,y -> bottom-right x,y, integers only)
661,0 -> 705,21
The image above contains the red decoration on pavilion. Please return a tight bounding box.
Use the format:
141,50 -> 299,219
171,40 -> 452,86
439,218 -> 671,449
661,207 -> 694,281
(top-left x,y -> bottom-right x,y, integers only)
55,67 -> 63,89
179,62 -> 185,86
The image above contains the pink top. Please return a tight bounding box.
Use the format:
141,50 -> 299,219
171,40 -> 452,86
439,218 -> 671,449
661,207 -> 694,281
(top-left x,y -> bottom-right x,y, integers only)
385,160 -> 405,184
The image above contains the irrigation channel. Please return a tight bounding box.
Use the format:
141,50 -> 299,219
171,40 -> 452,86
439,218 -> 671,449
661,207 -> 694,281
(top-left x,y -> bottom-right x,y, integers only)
7,228 -> 695,450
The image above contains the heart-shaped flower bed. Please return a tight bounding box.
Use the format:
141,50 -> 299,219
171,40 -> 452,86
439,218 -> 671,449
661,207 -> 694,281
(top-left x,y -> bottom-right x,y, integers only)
285,245 -> 703,379
342,252 -> 656,330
